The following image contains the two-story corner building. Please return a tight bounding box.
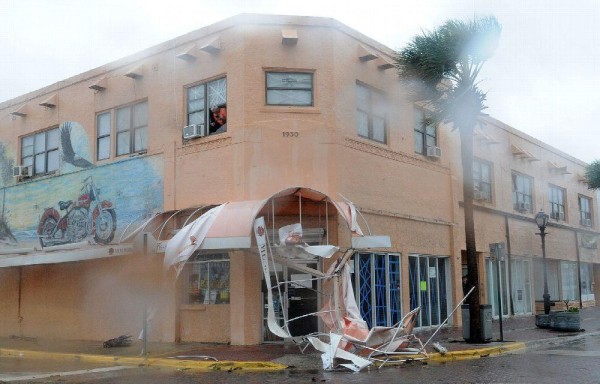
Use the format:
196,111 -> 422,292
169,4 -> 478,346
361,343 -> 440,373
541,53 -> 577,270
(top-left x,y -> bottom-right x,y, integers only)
0,14 -> 597,346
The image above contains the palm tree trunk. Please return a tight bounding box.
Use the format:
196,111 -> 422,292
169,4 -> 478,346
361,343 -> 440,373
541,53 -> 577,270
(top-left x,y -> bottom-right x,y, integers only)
459,124 -> 483,343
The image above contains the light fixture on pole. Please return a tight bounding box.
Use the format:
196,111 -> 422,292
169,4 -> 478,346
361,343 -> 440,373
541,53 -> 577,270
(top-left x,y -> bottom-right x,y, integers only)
535,210 -> 550,315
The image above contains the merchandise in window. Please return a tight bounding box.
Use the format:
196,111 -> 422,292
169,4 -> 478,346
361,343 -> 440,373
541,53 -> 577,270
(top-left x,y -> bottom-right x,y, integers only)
183,253 -> 230,305
356,83 -> 386,143
187,77 -> 227,135
266,72 -> 313,106
21,128 -> 59,176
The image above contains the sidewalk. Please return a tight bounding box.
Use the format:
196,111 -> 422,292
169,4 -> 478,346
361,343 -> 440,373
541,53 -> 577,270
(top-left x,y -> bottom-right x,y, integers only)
1,306 -> 599,372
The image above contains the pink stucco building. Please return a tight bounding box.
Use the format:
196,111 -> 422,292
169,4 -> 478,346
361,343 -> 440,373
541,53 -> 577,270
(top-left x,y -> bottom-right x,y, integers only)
0,14 -> 597,345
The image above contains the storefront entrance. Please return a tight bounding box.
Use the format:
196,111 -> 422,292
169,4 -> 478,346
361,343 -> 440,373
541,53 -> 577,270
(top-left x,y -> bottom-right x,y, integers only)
408,255 -> 450,328
262,260 -> 320,342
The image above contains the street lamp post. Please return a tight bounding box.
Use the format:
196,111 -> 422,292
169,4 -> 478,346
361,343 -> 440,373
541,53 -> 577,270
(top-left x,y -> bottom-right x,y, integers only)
535,210 -> 551,315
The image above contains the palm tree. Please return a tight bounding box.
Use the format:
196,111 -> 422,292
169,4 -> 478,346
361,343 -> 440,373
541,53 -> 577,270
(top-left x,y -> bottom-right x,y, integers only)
585,160 -> 600,190
396,17 -> 501,342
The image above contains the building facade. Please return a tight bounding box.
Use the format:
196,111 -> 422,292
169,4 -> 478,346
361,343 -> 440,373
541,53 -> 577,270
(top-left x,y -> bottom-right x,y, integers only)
0,14 -> 597,345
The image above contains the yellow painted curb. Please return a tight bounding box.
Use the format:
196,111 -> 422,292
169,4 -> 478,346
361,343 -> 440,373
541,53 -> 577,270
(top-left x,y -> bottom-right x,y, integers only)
0,348 -> 288,372
427,342 -> 526,362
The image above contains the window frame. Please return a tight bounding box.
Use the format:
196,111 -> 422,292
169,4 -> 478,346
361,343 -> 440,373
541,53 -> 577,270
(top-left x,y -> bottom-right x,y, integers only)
96,111 -> 111,161
265,71 -> 314,107
473,158 -> 493,203
20,127 -> 60,176
548,185 -> 566,221
186,76 -> 227,135
182,253 -> 230,305
356,82 -> 387,144
578,195 -> 593,226
512,172 -> 533,213
414,108 -> 437,155
115,100 -> 148,157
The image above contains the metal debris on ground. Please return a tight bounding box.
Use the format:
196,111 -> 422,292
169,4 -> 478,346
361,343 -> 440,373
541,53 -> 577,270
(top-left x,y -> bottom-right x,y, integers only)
103,334 -> 133,348
169,355 -> 219,361
432,342 -> 447,355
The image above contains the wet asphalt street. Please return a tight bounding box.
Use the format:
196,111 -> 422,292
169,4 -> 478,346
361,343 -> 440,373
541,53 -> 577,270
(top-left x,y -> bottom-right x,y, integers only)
1,335 -> 599,383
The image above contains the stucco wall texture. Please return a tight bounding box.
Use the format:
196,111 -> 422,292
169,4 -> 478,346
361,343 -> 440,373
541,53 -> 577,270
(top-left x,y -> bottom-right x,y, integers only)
0,14 -> 598,344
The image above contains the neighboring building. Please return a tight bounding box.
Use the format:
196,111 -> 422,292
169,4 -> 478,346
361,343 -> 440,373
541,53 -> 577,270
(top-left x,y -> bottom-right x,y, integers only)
0,14 -> 597,345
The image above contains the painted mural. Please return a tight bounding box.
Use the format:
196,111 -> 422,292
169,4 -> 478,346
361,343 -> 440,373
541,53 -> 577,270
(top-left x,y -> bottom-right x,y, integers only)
0,121 -> 164,250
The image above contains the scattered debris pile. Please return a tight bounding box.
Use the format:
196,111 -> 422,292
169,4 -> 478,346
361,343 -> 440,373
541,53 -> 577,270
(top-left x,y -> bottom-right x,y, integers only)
103,334 -> 132,348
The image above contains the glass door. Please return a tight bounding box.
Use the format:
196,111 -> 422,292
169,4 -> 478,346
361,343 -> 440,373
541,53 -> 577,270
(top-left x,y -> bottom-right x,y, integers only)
409,255 -> 449,328
261,260 -> 320,342
486,258 -> 510,318
511,259 -> 532,315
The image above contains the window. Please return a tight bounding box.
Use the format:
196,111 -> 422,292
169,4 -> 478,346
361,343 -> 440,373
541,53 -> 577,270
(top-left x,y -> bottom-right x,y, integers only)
21,128 -> 59,176
473,159 -> 492,202
560,261 -> 579,302
414,108 -> 437,155
548,185 -> 566,221
534,258 -> 559,300
356,83 -> 386,143
116,101 -> 148,156
265,72 -> 313,106
579,195 -> 593,226
187,77 -> 227,135
182,253 -> 230,305
96,112 -> 111,161
352,253 -> 401,328
512,172 -> 533,213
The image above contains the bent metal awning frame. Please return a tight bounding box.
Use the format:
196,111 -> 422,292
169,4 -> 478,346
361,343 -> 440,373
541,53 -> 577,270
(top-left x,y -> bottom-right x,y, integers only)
162,187 -> 391,274
0,187 -> 391,268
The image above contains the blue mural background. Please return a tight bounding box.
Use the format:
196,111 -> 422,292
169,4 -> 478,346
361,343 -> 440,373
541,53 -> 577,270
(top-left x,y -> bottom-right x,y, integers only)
0,120 -> 164,249
0,150 -> 163,248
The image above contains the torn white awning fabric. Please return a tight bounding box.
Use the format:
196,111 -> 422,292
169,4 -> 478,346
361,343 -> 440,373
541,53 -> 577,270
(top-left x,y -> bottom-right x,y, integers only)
163,204 -> 225,277
254,216 -> 293,339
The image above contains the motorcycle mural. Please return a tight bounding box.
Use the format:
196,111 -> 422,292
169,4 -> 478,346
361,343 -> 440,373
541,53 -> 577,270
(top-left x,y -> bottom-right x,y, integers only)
38,176 -> 116,247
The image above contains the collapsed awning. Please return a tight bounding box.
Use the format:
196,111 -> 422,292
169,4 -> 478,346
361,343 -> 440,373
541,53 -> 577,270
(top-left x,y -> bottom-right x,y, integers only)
162,187 -> 391,275
0,187 -> 390,269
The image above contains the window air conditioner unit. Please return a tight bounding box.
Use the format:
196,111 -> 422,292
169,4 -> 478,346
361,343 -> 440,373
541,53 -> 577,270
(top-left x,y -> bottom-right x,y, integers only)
426,146 -> 442,158
516,202 -> 530,212
12,165 -> 31,178
183,123 -> 207,140
551,211 -> 565,221
581,218 -> 592,227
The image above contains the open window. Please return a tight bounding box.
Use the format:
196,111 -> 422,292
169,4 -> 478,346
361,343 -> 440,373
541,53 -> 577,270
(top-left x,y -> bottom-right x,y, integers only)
186,77 -> 227,138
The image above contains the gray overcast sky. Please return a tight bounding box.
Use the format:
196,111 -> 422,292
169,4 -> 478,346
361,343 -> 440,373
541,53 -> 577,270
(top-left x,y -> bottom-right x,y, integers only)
1,0 -> 598,163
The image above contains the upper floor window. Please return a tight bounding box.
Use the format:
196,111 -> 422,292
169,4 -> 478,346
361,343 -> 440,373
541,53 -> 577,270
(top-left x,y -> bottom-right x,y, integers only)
117,101 -> 148,156
356,82 -> 386,143
97,112 -> 111,161
548,185 -> 566,221
414,108 -> 436,155
265,72 -> 313,106
187,77 -> 227,135
579,195 -> 593,227
473,159 -> 492,202
21,127 -> 59,176
512,172 -> 533,213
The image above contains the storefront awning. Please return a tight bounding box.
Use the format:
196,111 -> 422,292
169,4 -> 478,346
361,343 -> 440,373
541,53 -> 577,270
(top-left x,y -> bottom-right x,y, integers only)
0,242 -> 133,268
162,187 -> 391,275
